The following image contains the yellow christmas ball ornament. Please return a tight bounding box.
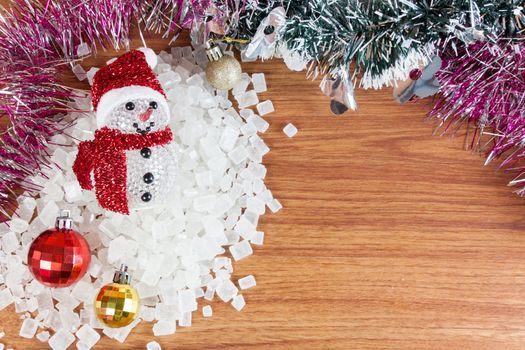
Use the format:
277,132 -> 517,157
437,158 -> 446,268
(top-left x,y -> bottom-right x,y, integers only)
94,265 -> 139,328
205,41 -> 242,90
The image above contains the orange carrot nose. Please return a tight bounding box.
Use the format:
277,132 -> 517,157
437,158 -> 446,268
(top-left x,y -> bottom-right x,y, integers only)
139,108 -> 153,122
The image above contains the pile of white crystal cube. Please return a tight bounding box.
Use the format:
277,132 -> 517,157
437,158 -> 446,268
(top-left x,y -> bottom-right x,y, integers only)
0,46 -> 280,349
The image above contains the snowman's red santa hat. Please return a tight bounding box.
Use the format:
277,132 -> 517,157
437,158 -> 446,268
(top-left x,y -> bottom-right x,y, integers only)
91,48 -> 169,127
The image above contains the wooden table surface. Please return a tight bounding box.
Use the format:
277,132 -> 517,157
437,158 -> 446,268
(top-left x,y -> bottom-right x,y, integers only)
2,30 -> 525,350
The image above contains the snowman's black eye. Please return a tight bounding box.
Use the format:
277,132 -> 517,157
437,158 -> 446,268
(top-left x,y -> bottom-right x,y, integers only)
149,101 -> 158,109
125,102 -> 135,110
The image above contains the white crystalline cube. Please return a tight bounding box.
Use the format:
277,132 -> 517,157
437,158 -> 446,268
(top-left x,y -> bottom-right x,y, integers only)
35,290 -> 53,311
147,341 -> 162,350
240,122 -> 257,137
193,194 -> 216,213
231,294 -> 246,311
178,289 -> 197,313
232,73 -> 251,96
19,317 -> 38,339
236,90 -> 259,109
195,171 -> 213,188
15,197 -> 36,222
2,231 -> 19,254
186,73 -> 204,86
228,146 -> 249,165
38,201 -> 59,227
229,240 -> 253,261
268,199 -> 283,213
234,217 -> 256,240
252,179 -> 264,194
113,318 -> 140,343
182,46 -> 193,60
153,320 -> 176,336
202,216 -> 224,237
250,136 -> 270,156
63,181 -> 83,202
246,197 -> 266,215
140,306 -> 156,322
77,342 -> 91,350
59,308 -> 80,333
48,329 -> 75,350
238,275 -> 257,290
219,126 -> 239,152
9,218 -> 28,234
88,255 -> 103,278
251,73 -> 267,93
0,288 -> 13,311
36,331 -> 50,342
213,195 -> 234,217
250,231 -> 265,245
71,281 -> 94,304
283,123 -> 298,138
26,297 -> 38,312
158,71 -> 181,91
76,42 -> 91,56
157,63 -> 172,74
75,324 -> 100,349
202,305 -> 213,317
215,279 -> 239,302
239,109 -> 254,120
151,221 -> 170,241
86,67 -> 99,86
256,100 -> 274,116
204,288 -> 214,301
179,312 -> 192,327
248,115 -> 269,133
107,236 -> 127,263
194,48 -> 209,66
207,156 -> 228,172
72,64 -> 87,81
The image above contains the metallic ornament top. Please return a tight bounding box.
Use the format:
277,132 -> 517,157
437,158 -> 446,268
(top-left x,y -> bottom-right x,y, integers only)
95,265 -> 139,328
27,210 -> 91,288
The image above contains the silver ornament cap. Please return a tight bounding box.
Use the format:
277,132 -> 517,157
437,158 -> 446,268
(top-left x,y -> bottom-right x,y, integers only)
206,41 -> 224,62
113,264 -> 131,285
55,210 -> 73,231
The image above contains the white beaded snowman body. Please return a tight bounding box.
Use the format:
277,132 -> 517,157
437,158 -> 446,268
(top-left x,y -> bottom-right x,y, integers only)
106,98 -> 178,209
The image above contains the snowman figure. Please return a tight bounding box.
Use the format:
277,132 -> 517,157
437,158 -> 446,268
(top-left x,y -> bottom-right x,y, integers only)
73,48 -> 178,214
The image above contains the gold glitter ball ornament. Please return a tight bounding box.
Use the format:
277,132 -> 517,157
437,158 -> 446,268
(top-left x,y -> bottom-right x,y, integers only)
205,42 -> 242,90
94,266 -> 139,328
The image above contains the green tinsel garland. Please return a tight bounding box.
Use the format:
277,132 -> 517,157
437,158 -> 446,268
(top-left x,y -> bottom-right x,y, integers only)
233,0 -> 524,88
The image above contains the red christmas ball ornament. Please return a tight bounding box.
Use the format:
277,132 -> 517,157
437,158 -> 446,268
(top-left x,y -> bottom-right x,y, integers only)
28,210 -> 91,288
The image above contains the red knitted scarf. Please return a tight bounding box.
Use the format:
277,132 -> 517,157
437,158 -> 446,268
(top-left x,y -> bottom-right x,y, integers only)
73,127 -> 173,214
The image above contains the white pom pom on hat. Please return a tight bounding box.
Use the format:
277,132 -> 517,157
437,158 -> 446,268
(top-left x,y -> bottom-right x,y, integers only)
137,47 -> 158,69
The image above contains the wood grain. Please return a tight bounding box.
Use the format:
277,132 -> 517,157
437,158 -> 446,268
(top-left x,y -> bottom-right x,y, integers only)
2,30 -> 525,350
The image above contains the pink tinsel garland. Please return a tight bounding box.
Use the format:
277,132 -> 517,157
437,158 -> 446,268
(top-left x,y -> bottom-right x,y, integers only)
430,40 -> 525,193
